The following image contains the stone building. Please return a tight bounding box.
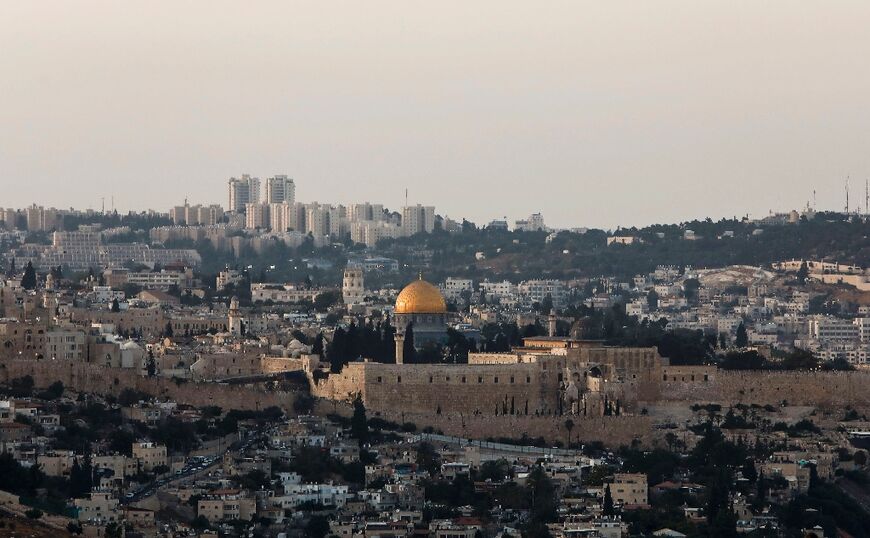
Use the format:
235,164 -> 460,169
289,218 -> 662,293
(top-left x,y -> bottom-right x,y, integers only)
393,276 -> 449,363
308,334 -> 665,418
342,267 -> 365,305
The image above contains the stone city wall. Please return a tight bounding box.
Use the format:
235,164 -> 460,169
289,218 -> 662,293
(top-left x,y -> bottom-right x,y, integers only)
0,360 -> 299,413
372,410 -> 653,447
657,370 -> 870,408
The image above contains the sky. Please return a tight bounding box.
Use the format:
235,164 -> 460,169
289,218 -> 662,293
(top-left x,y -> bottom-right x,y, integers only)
2,1 -> 870,229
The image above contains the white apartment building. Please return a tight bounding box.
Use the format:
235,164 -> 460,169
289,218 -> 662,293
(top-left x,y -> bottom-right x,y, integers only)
170,203 -> 223,226
854,317 -> 870,343
515,212 -> 546,232
518,279 -> 567,308
245,203 -> 270,230
228,174 -> 261,213
25,205 -> 62,232
348,203 -> 384,223
272,479 -> 350,509
52,230 -> 102,249
443,278 -> 473,301
264,175 -> 295,204
401,204 -> 436,237
351,220 -> 402,248
305,203 -> 331,238
808,316 -> 860,343
479,280 -> 516,301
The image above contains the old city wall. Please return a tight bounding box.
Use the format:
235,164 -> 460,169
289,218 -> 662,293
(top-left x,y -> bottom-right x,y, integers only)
657,370 -> 870,408
0,360 -> 300,413
372,409 -> 653,447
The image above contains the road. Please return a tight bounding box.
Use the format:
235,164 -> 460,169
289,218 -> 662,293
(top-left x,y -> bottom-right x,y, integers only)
123,429 -> 266,505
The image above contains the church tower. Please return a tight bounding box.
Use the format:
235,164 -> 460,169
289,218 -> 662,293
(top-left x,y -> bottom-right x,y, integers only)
342,267 -> 365,305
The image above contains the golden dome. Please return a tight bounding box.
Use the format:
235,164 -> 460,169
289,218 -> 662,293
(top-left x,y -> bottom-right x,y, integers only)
395,277 -> 447,314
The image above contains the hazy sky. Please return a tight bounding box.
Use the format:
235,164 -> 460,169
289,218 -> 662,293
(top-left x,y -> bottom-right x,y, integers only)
2,1 -> 870,229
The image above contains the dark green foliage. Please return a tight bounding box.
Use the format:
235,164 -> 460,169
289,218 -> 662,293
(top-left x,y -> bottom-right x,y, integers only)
237,469 -> 271,491
6,375 -> 35,397
780,482 -> 870,537
21,261 -> 37,290
478,459 -> 511,482
0,452 -> 44,496
350,396 -> 368,446
293,393 -> 315,414
735,322 -> 748,348
402,323 -> 417,364
39,381 -> 64,400
416,442 -> 441,476
619,448 -> 681,486
527,465 -> 558,525
603,484 -> 614,516
305,515 -> 331,538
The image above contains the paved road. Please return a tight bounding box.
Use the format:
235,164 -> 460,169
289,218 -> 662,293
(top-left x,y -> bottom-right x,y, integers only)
123,429 -> 267,505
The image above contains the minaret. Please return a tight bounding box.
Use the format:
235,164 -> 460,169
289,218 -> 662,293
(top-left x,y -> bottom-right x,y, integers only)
394,333 -> 405,365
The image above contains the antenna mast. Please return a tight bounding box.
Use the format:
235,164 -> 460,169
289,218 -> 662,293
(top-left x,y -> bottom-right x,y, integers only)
846,176 -> 850,214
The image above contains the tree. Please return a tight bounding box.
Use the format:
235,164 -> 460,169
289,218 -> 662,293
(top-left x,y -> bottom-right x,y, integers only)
797,261 -> 809,282
329,327 -> 348,373
403,323 -> 417,364
683,278 -> 700,303
564,419 -> 575,446
21,261 -> 37,290
43,380 -> 64,400
646,289 -> 659,311
69,456 -> 93,498
104,522 -> 123,538
350,395 -> 368,446
146,349 -> 157,377
163,322 -> 174,337
415,441 -> 441,476
527,465 -> 558,524
312,332 -> 324,356
25,508 -> 43,520
540,293 -> 554,315
602,484 -> 615,516
305,515 -> 330,538
313,290 -> 340,311
110,298 -> 120,312
735,322 -> 748,348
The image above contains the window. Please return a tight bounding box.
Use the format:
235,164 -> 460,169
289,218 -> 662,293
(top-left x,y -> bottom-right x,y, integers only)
429,376 -> 433,383
461,376 -> 466,383
494,377 -> 499,383
478,376 -> 483,384
510,376 -> 515,383
526,376 -> 531,383
377,376 -> 382,383
397,376 -> 402,383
